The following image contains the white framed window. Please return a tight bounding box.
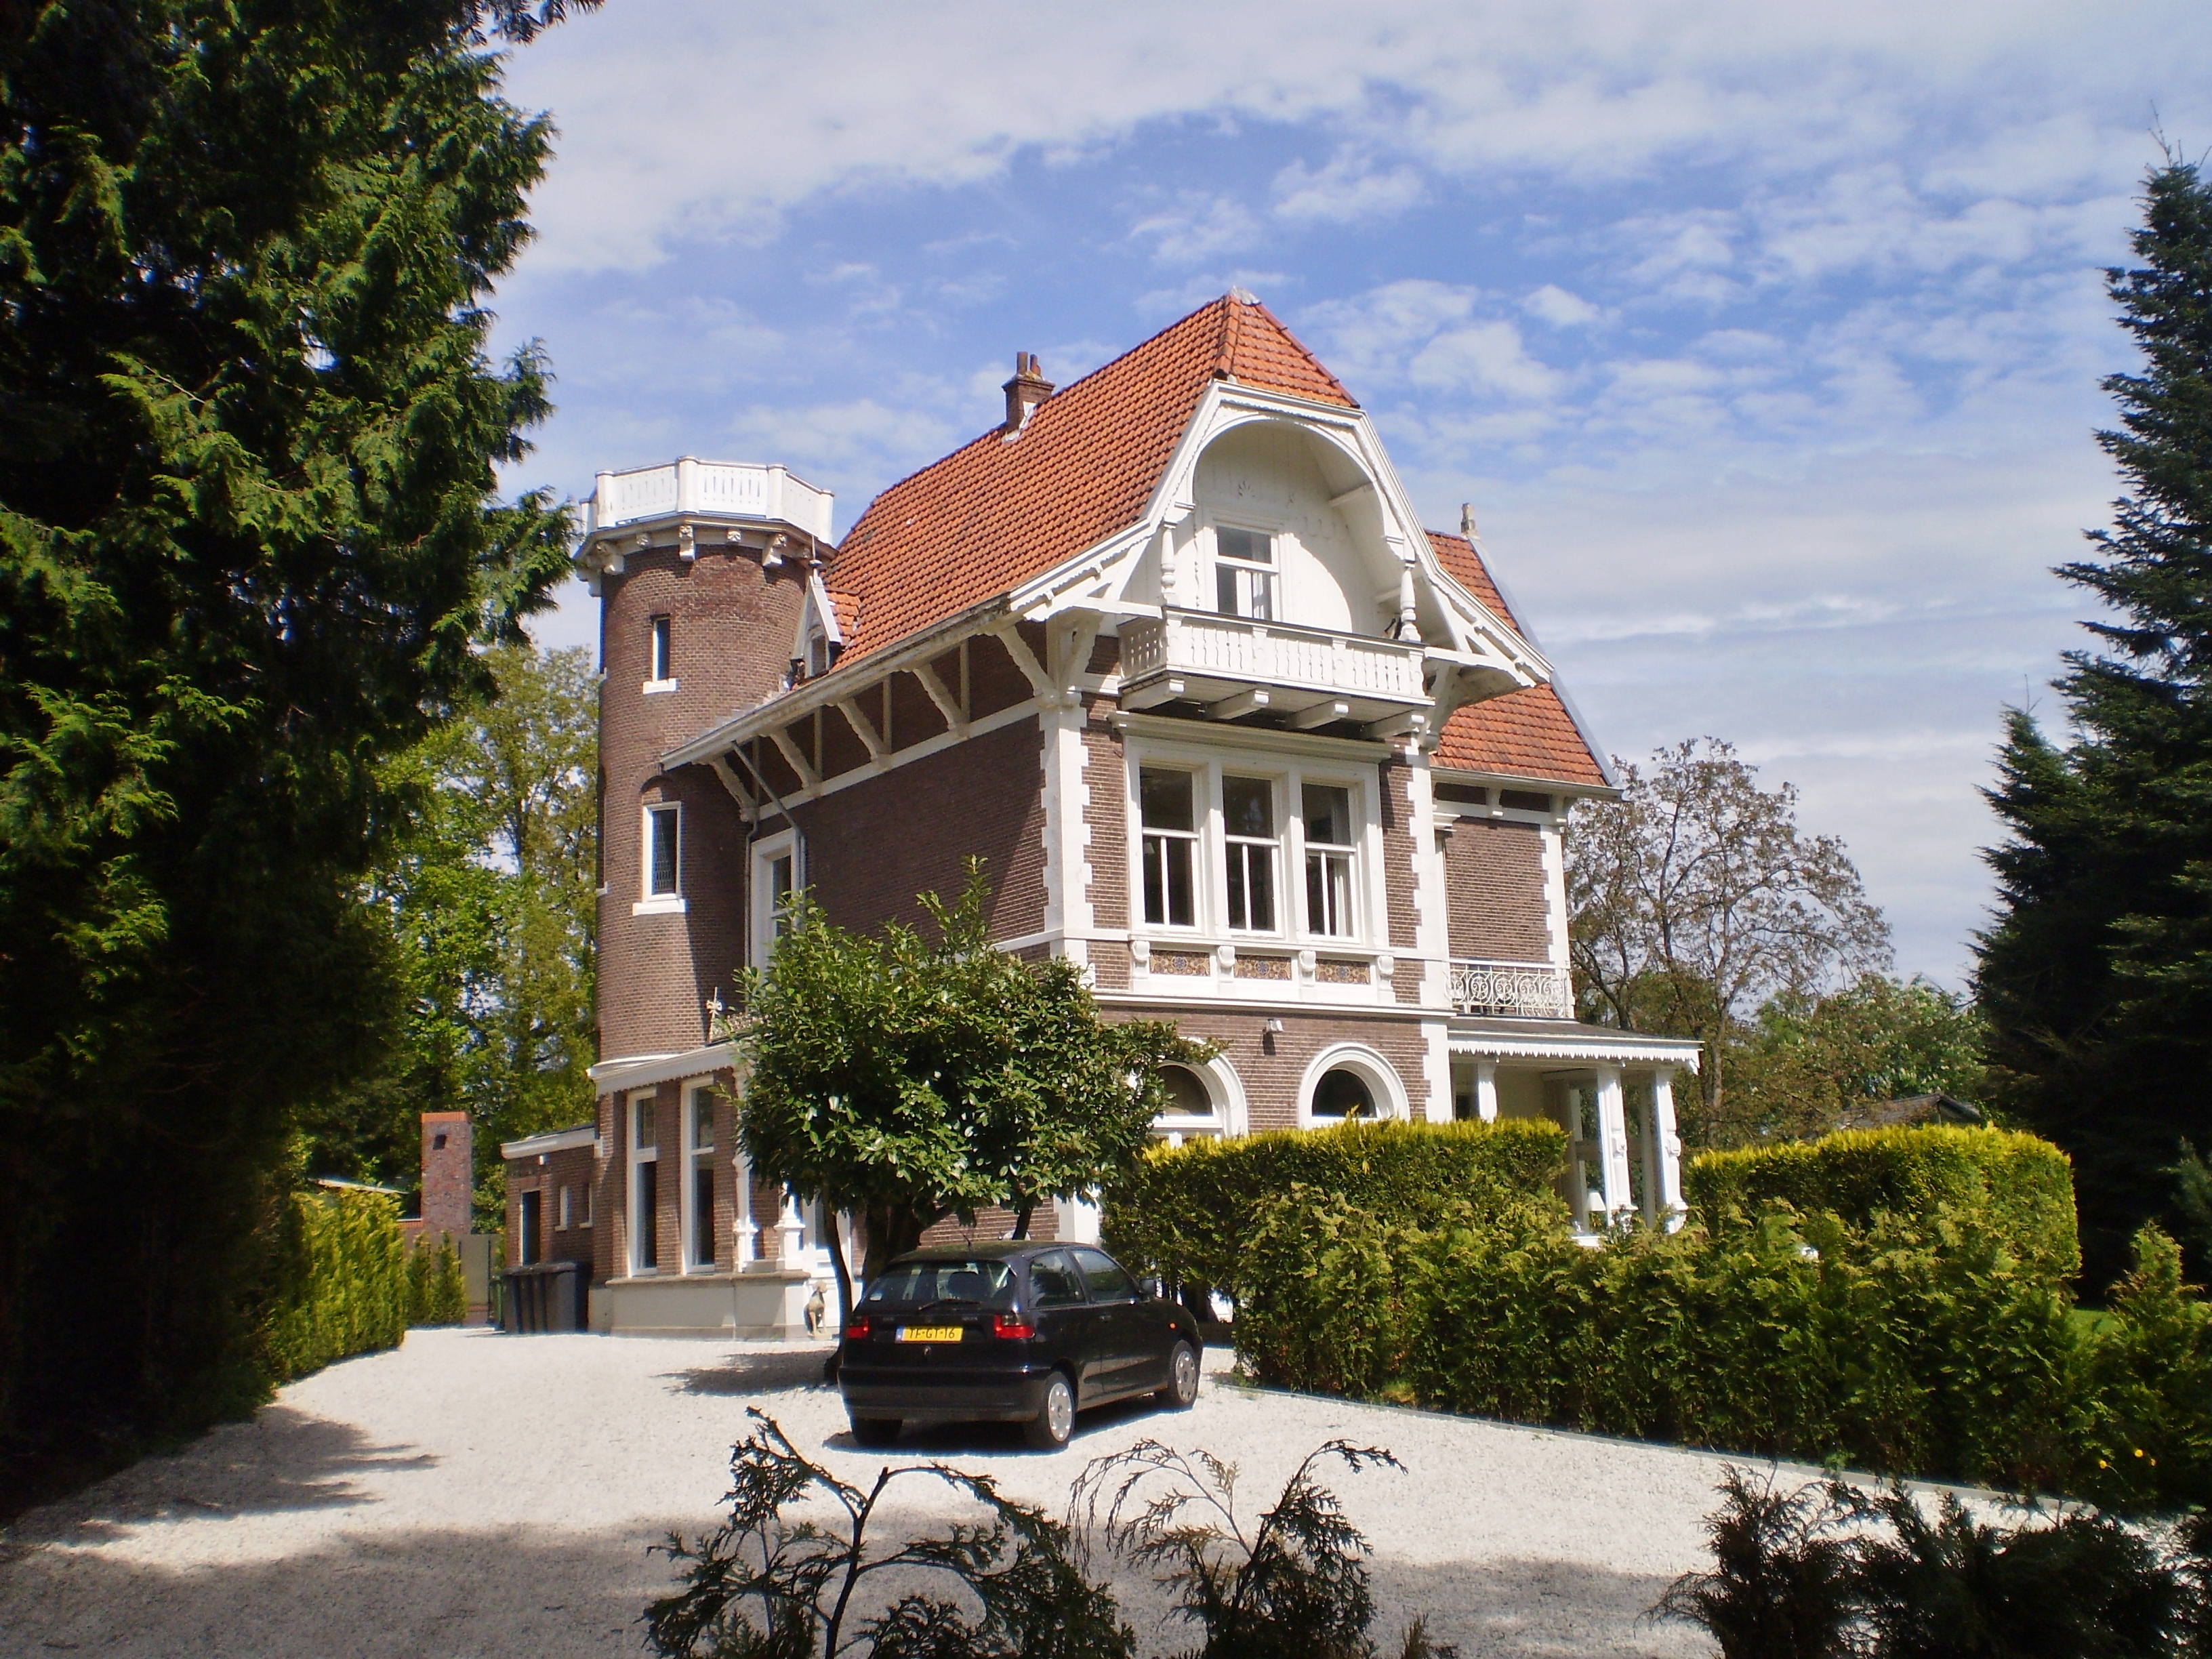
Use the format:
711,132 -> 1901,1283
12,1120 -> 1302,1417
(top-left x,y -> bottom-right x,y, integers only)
1221,774 -> 1279,933
628,1091 -> 660,1274
1298,1045 -> 1410,1128
684,1082 -> 717,1271
557,1185 -> 573,1231
1212,525 -> 1277,620
1139,767 -> 1198,928
751,828 -> 797,968
1300,783 -> 1356,937
645,615 -> 676,692
1152,1063 -> 1223,1148
634,803 -> 684,916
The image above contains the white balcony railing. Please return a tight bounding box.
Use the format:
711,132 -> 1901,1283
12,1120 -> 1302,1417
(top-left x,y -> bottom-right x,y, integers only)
1450,959 -> 1574,1019
586,458 -> 834,542
1121,609 -> 1427,720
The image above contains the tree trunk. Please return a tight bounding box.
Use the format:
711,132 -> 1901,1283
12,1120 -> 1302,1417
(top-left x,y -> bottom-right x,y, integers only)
823,1210 -> 854,1338
860,1200 -> 928,1282
1011,1200 -> 1035,1240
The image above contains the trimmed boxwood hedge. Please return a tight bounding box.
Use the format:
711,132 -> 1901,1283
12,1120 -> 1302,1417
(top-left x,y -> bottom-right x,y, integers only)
261,1188 -> 409,1383
1101,1116 -> 1567,1292
1685,1125 -> 2080,1285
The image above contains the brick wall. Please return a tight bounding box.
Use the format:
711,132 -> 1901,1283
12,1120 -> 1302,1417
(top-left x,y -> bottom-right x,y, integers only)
1116,1005 -> 1433,1129
596,544 -> 806,1061
503,1143 -> 595,1268
1443,817 -> 1549,960
1082,709 -> 1129,986
796,719 -> 1047,941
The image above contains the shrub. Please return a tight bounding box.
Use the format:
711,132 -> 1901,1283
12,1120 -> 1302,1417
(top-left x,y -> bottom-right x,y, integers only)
2072,1227 -> 2212,1512
1103,1118 -> 1566,1295
1685,1124 -> 2080,1286
405,1233 -> 468,1326
260,1188 -> 408,1383
1658,1469 -> 2188,1659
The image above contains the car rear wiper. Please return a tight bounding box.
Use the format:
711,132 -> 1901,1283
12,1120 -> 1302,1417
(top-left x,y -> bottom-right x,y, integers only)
914,1296 -> 983,1312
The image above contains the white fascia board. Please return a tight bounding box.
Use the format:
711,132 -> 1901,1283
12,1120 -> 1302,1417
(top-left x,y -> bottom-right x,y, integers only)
1447,1026 -> 1704,1069
1431,764 -> 1622,804
501,1124 -> 600,1160
659,596 -> 1012,770
587,1041 -> 742,1097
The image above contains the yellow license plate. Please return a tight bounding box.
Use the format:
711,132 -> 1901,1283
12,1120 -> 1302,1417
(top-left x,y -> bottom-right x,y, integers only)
897,1325 -> 963,1343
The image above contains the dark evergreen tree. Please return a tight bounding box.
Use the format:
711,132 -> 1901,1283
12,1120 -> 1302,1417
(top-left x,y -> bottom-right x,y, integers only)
0,0 -> 591,1502
1978,155 -> 2212,1290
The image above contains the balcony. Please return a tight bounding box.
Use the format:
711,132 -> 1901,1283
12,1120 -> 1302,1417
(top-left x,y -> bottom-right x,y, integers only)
586,457 -> 834,543
1450,959 -> 1574,1020
1120,608 -> 1428,729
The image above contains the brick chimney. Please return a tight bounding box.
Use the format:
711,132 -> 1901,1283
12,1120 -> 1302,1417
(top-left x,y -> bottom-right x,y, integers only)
419,1111 -> 473,1242
1002,352 -> 1053,434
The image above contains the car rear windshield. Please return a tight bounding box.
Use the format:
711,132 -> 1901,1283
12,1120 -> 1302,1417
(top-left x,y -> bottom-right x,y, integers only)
863,1259 -> 1018,1310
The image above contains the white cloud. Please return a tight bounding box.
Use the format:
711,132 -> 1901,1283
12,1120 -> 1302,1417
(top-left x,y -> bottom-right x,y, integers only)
1523,284 -> 1603,327
1128,192 -> 1262,266
1412,321 -> 1563,402
1271,150 -> 1427,222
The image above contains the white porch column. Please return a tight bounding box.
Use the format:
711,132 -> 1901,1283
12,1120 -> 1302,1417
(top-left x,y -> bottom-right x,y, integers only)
1473,1060 -> 1499,1123
1054,1192 -> 1103,1245
1649,1065 -> 1687,1229
1593,1064 -> 1633,1226
731,1156 -> 756,1265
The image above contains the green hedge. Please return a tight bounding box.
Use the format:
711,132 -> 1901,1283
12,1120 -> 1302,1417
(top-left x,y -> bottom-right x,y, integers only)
1231,1188 -> 2211,1511
405,1233 -> 468,1326
1685,1125 -> 2080,1286
260,1189 -> 409,1383
1102,1117 -> 1568,1292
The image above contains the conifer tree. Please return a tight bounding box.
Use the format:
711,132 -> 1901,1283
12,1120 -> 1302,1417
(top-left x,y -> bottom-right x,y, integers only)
1978,154 -> 2212,1288
0,0 -> 590,1494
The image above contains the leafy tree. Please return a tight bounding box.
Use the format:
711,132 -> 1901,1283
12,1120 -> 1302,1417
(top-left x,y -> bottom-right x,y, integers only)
0,0 -> 587,1492
644,1408 -> 1134,1659
1721,976 -> 1988,1147
733,867 -> 1204,1326
304,641 -> 597,1218
1568,738 -> 1891,1140
1976,156 -> 2212,1290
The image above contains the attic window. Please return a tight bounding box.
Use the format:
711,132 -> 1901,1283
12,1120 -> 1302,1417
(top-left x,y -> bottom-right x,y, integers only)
1498,790 -> 1554,813
1435,784 -> 1489,806
1213,527 -> 1275,621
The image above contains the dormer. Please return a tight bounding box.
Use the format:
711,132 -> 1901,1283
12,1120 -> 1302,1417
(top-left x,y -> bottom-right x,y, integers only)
787,569 -> 848,686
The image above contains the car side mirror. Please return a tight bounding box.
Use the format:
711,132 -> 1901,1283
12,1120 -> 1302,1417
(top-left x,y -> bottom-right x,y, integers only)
1141,1275 -> 1166,1300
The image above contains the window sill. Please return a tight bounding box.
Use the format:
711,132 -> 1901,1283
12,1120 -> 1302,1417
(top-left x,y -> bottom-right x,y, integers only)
633,896 -> 687,916
643,678 -> 678,695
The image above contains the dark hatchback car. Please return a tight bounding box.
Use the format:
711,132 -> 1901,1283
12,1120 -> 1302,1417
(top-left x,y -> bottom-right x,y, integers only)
837,1241 -> 1202,1450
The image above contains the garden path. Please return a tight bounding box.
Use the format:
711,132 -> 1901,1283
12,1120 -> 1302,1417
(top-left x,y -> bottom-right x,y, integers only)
0,1328 -> 1761,1656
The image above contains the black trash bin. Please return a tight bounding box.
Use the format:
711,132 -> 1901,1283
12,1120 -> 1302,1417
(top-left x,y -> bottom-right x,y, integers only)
504,1261 -> 585,1332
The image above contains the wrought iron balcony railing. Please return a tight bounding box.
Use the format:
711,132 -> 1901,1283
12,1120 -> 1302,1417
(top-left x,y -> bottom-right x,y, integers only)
1450,958 -> 1574,1019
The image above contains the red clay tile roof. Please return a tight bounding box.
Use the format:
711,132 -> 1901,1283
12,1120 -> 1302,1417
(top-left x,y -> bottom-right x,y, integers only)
1427,530 -> 1609,788
828,295 -> 1356,663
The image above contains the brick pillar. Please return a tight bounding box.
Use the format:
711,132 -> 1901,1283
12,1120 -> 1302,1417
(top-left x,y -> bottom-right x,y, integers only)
420,1111 -> 473,1242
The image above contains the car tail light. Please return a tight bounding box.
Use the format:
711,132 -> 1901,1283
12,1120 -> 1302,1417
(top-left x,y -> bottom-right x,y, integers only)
844,1315 -> 872,1340
991,1311 -> 1036,1340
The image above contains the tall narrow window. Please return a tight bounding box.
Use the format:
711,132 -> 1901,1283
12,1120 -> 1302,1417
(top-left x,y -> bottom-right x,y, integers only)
631,1094 -> 659,1273
1139,769 -> 1197,928
1213,527 -> 1276,620
557,1185 -> 573,1231
689,1086 -> 717,1269
647,804 -> 680,898
1222,775 -> 1277,931
649,615 -> 672,682
519,1188 -> 542,1265
767,853 -> 794,935
1302,783 -> 1355,937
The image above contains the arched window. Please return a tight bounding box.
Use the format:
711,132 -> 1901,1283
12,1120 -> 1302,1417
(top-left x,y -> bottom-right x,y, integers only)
1153,1064 -> 1222,1147
1310,1067 -> 1375,1123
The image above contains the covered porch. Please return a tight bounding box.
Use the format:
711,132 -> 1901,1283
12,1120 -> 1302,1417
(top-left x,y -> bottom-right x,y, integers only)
1448,1019 -> 1703,1235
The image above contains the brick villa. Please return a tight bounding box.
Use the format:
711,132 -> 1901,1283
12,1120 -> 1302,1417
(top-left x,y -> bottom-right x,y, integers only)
501,292 -> 1700,1336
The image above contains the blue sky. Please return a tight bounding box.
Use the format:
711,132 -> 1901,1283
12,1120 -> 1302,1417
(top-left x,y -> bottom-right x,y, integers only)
488,0 -> 2212,985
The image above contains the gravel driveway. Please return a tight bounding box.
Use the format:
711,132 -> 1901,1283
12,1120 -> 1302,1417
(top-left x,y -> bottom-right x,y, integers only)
0,1328 -> 1750,1657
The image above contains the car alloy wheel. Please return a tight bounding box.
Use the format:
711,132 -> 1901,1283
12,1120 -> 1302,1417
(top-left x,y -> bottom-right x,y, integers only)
1160,1340 -> 1200,1410
1024,1373 -> 1075,1450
